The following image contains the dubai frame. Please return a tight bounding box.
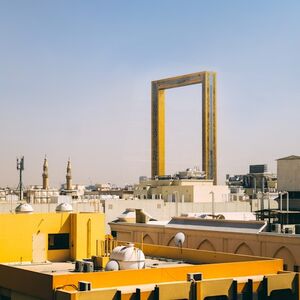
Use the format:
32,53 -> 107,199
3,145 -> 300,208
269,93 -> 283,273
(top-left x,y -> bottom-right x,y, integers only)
151,71 -> 217,184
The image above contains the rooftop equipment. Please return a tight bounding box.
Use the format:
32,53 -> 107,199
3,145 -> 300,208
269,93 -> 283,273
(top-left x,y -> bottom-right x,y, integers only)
15,203 -> 33,214
55,202 -> 73,212
106,243 -> 145,270
16,156 -> 24,201
174,232 -> 185,247
105,260 -> 119,271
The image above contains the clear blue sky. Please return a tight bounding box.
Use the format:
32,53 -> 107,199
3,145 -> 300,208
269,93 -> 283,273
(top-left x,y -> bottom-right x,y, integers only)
1,0 -> 299,187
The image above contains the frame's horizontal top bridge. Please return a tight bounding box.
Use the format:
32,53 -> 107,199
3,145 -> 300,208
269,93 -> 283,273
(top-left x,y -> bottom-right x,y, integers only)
152,71 -> 214,90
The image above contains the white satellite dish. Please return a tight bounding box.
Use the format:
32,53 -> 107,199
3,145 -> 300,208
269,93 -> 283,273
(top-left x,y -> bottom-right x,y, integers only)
174,232 -> 185,247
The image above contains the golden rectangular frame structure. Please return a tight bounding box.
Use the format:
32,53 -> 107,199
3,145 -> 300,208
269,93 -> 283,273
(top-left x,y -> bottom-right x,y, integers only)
151,71 -> 217,183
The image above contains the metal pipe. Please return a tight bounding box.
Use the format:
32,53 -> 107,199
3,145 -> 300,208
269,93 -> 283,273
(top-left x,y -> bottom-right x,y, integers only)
268,192 -> 271,224
210,191 -> 215,216
261,177 -> 265,211
287,192 -> 289,225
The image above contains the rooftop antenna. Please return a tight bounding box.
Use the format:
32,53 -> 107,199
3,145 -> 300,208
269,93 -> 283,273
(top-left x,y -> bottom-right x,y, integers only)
16,156 -> 24,201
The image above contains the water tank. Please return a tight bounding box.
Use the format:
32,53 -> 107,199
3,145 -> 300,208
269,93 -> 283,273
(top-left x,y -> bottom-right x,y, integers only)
105,260 -> 119,271
55,202 -> 73,212
109,243 -> 145,270
15,203 -> 34,214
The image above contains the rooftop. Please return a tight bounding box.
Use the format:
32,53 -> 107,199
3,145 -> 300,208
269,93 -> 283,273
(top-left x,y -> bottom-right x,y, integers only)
0,242 -> 293,300
112,215 -> 268,234
12,256 -> 193,275
167,217 -> 267,233
277,155 -> 300,160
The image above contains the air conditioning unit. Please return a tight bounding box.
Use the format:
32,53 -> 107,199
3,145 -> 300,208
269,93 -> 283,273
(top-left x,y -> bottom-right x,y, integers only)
282,225 -> 296,234
78,281 -> 91,291
187,272 -> 202,281
83,261 -> 94,272
75,260 -> 84,272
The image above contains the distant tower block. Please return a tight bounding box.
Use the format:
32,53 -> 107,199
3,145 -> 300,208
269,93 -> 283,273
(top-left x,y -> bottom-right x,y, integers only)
66,159 -> 72,190
151,71 -> 217,184
42,156 -> 49,189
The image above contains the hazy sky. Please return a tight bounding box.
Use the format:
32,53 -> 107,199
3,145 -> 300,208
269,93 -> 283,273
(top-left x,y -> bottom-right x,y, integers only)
1,1 -> 299,188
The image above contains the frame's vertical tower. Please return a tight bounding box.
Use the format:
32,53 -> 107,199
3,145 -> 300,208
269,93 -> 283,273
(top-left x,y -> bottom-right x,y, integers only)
151,71 -> 217,184
151,82 -> 166,176
202,72 -> 217,184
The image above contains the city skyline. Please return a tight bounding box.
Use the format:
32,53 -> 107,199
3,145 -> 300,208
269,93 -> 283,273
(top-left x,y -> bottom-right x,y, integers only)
1,1 -> 300,187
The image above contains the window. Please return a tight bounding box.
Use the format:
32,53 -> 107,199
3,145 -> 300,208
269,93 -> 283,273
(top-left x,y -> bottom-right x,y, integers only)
48,233 -> 69,250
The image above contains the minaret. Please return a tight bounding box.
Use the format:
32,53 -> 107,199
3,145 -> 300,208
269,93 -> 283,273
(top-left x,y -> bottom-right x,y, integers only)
42,156 -> 49,190
66,159 -> 72,190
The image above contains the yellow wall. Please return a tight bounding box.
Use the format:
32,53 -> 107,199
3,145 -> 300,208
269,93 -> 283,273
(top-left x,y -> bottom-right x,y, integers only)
0,212 -> 105,263
52,258 -> 282,290
0,244 -> 292,300
70,212 -> 105,260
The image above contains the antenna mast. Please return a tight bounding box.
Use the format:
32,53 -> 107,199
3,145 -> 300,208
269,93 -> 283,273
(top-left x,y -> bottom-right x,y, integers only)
16,156 -> 24,201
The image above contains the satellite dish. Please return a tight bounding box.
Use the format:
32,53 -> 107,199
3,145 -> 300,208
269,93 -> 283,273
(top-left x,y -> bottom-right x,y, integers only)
56,202 -> 73,212
174,232 -> 185,247
105,260 -> 119,271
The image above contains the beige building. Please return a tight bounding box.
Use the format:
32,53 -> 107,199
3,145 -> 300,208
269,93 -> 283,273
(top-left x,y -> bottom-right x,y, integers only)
134,178 -> 230,203
26,186 -> 59,203
277,155 -> 300,192
0,188 -> 8,202
110,213 -> 300,272
277,155 -> 300,211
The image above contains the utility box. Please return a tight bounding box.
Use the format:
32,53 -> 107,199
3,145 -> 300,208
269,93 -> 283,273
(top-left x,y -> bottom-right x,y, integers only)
92,255 -> 110,270
187,272 -> 202,281
78,281 -> 91,291
75,260 -> 84,272
83,261 -> 94,272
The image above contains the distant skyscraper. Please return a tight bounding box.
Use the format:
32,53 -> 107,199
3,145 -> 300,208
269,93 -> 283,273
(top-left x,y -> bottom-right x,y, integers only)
42,156 -> 49,190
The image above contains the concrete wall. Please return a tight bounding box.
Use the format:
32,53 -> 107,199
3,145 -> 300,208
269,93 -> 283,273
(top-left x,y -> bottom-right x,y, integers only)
0,201 -> 104,214
110,222 -> 300,271
193,185 -> 229,203
102,199 -> 253,232
0,198 -> 278,234
278,158 -> 300,191
135,179 -> 231,203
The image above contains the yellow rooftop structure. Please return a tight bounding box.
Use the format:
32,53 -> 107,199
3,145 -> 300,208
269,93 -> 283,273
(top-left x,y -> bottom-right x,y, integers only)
0,211 -> 299,299
0,211 -> 105,263
0,241 -> 299,299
